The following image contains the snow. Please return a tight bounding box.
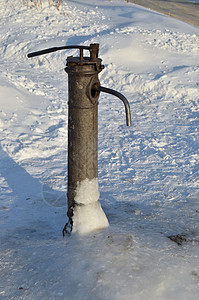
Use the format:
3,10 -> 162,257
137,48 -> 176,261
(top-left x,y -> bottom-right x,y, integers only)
73,178 -> 109,234
0,0 -> 199,299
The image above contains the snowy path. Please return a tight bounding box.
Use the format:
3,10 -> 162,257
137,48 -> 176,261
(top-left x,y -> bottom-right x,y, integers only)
0,0 -> 199,299
130,0 -> 199,27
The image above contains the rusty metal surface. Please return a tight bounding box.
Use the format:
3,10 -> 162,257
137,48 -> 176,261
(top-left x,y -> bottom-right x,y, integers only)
65,56 -> 104,224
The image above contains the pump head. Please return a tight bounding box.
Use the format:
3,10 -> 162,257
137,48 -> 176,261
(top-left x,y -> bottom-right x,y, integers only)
27,43 -> 132,126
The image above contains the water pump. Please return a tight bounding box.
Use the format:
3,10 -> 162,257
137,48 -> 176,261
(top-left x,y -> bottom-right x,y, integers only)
28,43 -> 132,235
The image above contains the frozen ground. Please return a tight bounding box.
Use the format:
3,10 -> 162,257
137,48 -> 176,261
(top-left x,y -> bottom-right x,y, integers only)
0,0 -> 199,299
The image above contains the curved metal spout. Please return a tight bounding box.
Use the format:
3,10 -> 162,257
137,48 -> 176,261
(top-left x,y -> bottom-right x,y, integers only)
97,86 -> 132,126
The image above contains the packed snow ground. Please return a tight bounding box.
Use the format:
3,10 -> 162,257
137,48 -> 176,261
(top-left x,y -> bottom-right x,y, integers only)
0,0 -> 199,299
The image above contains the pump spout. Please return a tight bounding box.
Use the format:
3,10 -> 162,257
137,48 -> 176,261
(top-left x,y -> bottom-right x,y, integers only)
96,86 -> 132,126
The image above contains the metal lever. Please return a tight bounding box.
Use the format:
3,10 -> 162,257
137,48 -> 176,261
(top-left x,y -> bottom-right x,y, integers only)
27,44 -> 99,61
95,86 -> 132,126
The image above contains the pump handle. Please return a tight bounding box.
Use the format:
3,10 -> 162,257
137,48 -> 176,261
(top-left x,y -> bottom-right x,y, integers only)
27,44 -> 99,61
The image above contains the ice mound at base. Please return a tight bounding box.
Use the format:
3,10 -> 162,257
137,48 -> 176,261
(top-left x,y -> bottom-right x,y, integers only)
72,178 -> 109,235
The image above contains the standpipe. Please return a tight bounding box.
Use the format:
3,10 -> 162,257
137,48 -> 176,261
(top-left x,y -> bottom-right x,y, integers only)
27,43 -> 132,235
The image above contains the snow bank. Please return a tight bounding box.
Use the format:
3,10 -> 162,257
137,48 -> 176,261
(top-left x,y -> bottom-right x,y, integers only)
73,178 -> 109,234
